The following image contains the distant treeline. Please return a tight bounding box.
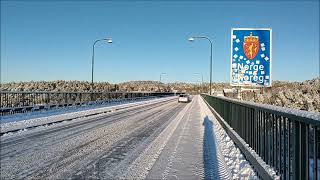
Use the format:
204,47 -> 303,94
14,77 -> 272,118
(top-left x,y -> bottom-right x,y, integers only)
1,78 -> 319,112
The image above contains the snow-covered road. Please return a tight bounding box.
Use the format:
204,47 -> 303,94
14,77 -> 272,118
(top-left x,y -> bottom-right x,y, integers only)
0,95 -> 257,179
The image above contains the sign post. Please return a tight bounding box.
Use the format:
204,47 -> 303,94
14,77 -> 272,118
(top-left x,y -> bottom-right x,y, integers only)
230,28 -> 272,98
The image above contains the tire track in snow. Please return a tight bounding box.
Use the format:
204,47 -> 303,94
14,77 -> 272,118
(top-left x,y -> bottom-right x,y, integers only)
161,97 -> 196,180
121,99 -> 193,179
1,102 -> 180,178
0,99 -> 176,159
24,102 -> 179,179
68,103 -> 185,179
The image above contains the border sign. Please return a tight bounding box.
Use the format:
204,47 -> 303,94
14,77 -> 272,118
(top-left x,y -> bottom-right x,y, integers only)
230,28 -> 272,87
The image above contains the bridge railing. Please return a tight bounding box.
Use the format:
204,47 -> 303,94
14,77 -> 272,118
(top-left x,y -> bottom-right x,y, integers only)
201,94 -> 320,180
0,91 -> 176,116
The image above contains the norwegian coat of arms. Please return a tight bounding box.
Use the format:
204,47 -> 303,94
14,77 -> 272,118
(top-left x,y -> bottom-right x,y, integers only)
243,32 -> 260,60
231,28 -> 272,87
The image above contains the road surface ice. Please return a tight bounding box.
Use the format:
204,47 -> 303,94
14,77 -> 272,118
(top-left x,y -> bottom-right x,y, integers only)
0,95 -> 257,179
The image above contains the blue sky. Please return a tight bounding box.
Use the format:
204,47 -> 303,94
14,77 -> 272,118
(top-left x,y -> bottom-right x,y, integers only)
1,1 -> 319,83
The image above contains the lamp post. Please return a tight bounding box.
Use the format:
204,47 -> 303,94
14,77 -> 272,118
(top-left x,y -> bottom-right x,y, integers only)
160,73 -> 166,83
188,36 -> 213,95
159,73 -> 166,92
194,73 -> 204,93
91,38 -> 112,91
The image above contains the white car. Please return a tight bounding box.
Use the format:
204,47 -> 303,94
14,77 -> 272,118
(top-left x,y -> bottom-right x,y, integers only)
178,94 -> 190,103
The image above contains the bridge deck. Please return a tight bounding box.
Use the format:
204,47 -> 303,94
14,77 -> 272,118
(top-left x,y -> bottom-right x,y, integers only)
0,95 -> 257,179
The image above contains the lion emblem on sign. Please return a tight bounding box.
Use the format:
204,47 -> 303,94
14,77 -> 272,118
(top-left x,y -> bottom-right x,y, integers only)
243,32 -> 260,60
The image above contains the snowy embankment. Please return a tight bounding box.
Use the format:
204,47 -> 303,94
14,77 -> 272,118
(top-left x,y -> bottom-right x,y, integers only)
198,96 -> 261,179
201,96 -> 280,179
1,97 -> 162,124
0,96 -> 177,134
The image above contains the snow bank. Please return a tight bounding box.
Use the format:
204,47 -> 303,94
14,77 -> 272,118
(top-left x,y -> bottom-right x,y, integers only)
1,96 -> 177,134
1,97 -> 159,124
199,96 -> 260,179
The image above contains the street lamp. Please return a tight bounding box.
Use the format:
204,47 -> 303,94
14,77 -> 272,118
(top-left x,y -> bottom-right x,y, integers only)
194,73 -> 204,93
188,37 -> 195,42
91,38 -> 112,91
188,36 -> 213,95
159,73 -> 166,92
160,73 -> 167,83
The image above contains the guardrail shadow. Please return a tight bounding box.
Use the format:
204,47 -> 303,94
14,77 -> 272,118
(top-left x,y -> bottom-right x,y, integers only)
202,115 -> 220,180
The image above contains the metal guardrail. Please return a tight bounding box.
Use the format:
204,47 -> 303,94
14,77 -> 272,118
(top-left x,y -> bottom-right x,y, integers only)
201,94 -> 320,180
0,91 -> 177,116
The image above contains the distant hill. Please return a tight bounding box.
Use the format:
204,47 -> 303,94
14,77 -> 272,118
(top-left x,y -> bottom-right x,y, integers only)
0,80 -> 112,92
1,78 -> 319,112
241,78 -> 320,112
0,80 -> 204,94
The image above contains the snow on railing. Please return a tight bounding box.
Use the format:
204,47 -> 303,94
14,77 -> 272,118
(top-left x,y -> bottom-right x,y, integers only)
201,94 -> 320,180
0,91 -> 177,116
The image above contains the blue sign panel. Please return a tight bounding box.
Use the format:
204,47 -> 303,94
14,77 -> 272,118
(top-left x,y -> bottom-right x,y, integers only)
230,28 -> 272,87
